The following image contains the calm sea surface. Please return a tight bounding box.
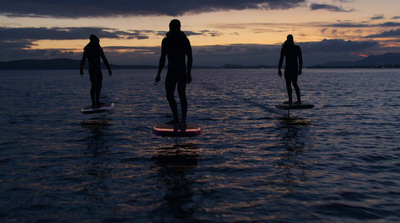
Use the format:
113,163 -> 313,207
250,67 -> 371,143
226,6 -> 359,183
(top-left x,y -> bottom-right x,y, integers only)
0,69 -> 399,222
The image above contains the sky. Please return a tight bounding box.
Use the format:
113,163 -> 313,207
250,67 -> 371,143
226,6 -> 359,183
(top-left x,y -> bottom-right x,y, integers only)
1,0 -> 400,66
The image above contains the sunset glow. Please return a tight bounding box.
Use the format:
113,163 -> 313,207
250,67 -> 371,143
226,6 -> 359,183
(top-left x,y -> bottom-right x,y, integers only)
1,0 -> 400,66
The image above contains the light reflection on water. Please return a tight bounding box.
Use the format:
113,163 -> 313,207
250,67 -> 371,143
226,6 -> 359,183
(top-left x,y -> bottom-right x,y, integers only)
0,69 -> 399,222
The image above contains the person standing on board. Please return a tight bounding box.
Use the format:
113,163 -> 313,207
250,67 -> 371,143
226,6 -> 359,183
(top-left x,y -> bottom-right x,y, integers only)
155,19 -> 193,125
80,34 -> 112,108
278,34 -> 303,104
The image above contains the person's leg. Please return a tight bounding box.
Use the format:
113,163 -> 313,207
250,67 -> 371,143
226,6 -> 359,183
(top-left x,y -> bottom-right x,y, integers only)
292,74 -> 301,103
285,75 -> 293,103
165,77 -> 179,124
89,73 -> 97,107
95,74 -> 103,105
90,72 -> 103,107
177,78 -> 187,124
90,86 -> 96,107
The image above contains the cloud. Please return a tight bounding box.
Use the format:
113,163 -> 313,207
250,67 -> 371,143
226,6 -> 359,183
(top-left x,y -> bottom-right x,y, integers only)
101,39 -> 380,66
365,29 -> 400,38
100,44 -> 282,66
0,27 -> 154,62
380,22 -> 400,27
370,14 -> 385,20
156,30 -> 222,38
0,40 -> 34,50
200,30 -> 223,37
0,27 -> 152,41
309,3 -> 354,12
300,39 -> 378,52
0,0 -> 306,18
326,22 -> 371,28
324,21 -> 400,28
0,39 -> 383,66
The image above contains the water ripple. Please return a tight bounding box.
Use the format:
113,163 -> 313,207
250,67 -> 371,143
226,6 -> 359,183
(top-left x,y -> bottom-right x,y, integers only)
0,69 -> 400,222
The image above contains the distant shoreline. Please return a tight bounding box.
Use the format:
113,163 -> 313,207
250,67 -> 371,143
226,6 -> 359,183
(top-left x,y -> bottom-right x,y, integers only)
1,56 -> 400,70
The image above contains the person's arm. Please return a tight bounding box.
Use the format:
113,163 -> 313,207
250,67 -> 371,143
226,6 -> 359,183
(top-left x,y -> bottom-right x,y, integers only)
298,47 -> 303,75
155,39 -> 166,84
101,51 -> 112,76
80,51 -> 87,77
186,39 -> 193,84
278,47 -> 284,77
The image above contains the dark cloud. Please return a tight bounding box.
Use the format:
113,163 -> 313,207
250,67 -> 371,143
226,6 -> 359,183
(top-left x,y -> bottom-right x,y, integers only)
371,15 -> 385,20
98,44 -> 281,66
0,27 -> 153,63
0,40 -> 34,50
105,40 -> 382,66
365,29 -> 400,38
0,0 -> 306,18
180,31 -> 203,36
0,39 -> 384,66
381,22 -> 400,27
200,30 -> 222,37
156,30 -> 222,37
325,21 -> 400,28
309,3 -> 354,12
326,22 -> 371,28
392,16 -> 400,20
192,44 -> 280,66
300,39 -> 378,52
0,27 -> 151,41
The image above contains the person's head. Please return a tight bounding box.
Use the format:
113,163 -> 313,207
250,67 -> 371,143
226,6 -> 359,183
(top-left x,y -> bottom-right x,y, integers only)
90,34 -> 100,43
286,34 -> 294,45
169,19 -> 181,33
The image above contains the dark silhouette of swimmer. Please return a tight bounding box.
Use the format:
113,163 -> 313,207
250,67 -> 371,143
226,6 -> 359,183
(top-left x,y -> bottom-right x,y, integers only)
80,34 -> 112,107
278,34 -> 303,104
155,19 -> 193,125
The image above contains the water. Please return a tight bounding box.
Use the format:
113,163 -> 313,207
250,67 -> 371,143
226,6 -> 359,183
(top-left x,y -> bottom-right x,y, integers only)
0,69 -> 399,222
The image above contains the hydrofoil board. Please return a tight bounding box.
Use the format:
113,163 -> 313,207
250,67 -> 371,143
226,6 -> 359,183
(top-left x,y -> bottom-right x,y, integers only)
153,123 -> 201,137
81,102 -> 114,114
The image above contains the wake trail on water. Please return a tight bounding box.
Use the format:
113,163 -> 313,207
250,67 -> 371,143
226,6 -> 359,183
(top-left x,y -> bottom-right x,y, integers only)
199,82 -> 284,117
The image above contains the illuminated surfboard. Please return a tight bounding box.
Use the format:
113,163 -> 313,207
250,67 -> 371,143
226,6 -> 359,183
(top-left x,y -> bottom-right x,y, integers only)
153,123 -> 201,137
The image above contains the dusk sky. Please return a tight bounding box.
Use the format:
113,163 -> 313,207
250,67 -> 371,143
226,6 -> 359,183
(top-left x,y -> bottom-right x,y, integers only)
1,0 -> 400,66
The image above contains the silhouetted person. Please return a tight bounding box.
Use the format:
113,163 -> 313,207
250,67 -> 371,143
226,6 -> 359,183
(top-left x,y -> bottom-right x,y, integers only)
155,19 -> 193,125
278,34 -> 303,104
80,34 -> 112,107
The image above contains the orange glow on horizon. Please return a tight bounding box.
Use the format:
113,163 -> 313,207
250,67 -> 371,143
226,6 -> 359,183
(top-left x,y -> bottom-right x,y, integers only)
2,0 -> 400,63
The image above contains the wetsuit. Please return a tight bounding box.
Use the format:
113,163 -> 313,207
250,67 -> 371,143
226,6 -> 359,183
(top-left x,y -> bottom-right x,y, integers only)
278,41 -> 303,103
158,31 -> 192,124
80,41 -> 111,107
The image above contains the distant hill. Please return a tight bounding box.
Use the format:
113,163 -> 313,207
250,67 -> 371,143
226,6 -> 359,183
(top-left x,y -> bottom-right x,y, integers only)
0,58 -> 157,70
321,53 -> 400,68
0,59 -> 80,70
221,64 -> 273,69
1,53 -> 400,69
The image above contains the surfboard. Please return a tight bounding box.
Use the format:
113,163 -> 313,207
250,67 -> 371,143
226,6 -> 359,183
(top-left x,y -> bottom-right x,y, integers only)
81,102 -> 114,114
153,123 -> 201,137
275,102 -> 314,110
